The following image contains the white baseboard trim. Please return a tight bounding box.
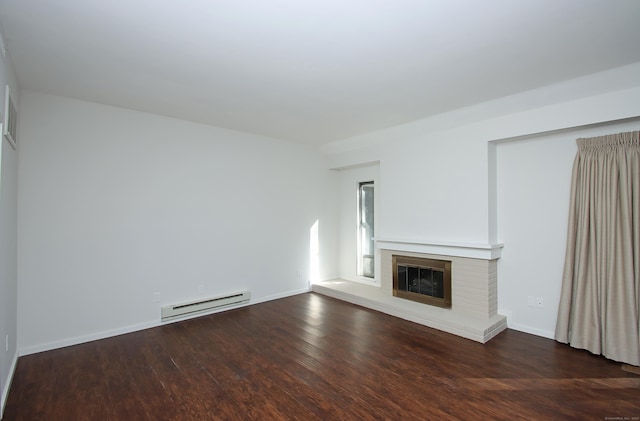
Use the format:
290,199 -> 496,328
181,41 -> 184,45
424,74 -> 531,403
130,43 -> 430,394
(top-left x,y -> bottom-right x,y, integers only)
19,319 -> 161,357
18,288 -> 312,357
1,351 -> 18,419
508,322 -> 555,340
250,287 -> 311,305
160,288 -> 310,326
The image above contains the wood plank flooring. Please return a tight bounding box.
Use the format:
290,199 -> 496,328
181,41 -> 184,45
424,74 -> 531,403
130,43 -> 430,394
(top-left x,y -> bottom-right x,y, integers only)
4,292 -> 639,420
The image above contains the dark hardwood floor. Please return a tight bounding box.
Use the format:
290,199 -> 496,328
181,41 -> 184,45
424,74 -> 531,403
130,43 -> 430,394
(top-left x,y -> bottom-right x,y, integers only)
4,292 -> 639,420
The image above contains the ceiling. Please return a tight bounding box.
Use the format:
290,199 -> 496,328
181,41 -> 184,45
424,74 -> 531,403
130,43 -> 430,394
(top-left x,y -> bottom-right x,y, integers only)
1,0 -> 639,146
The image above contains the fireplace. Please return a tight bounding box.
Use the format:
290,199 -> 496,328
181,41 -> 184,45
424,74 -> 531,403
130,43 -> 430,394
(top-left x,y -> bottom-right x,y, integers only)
392,255 -> 452,308
311,239 -> 507,343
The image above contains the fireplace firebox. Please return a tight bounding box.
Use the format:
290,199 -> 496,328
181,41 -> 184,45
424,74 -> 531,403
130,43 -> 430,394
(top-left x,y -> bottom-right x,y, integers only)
392,255 -> 452,308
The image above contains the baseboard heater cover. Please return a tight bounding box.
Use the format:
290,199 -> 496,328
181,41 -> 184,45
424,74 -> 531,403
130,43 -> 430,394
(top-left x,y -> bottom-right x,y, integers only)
161,290 -> 250,321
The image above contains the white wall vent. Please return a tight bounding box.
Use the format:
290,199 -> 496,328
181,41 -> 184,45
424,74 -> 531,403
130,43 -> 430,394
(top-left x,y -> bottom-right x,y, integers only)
161,290 -> 250,321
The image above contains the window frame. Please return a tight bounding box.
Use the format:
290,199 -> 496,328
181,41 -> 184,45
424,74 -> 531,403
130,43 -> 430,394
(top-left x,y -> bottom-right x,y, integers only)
357,181 -> 375,279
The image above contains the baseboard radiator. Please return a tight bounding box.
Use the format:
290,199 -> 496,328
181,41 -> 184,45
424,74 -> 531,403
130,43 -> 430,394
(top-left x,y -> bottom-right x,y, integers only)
161,290 -> 250,321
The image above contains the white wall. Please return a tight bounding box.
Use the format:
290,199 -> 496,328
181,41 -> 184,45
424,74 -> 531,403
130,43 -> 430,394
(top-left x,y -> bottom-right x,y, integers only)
378,131 -> 490,243
17,91 -> 337,354
325,63 -> 640,339
0,40 -> 19,416
496,118 -> 640,338
336,163 -> 380,284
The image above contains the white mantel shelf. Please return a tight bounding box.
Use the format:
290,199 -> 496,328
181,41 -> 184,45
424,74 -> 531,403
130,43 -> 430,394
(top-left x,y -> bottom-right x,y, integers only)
376,238 -> 504,260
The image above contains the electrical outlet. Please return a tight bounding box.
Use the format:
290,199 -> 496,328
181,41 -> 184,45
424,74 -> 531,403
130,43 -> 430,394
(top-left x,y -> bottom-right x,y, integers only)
152,292 -> 161,303
536,297 -> 544,308
527,296 -> 535,307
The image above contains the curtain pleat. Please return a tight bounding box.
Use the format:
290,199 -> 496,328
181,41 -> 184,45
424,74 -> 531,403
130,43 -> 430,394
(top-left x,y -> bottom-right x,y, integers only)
555,131 -> 640,366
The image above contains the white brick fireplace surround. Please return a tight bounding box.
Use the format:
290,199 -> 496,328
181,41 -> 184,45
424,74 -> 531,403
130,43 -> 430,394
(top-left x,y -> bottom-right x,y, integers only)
313,239 -> 507,343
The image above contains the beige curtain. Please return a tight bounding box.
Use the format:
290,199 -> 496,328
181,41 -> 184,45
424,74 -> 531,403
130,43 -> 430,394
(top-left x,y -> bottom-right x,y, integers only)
555,130 -> 640,366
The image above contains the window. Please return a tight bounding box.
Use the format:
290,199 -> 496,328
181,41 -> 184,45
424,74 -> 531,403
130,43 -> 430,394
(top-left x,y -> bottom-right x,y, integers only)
357,181 -> 375,278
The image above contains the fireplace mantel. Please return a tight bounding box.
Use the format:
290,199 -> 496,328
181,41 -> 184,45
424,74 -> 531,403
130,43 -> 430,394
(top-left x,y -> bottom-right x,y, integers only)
376,238 -> 504,260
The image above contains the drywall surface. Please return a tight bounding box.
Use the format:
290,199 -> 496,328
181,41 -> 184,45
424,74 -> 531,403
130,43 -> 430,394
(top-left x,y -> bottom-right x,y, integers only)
17,91 -> 337,353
